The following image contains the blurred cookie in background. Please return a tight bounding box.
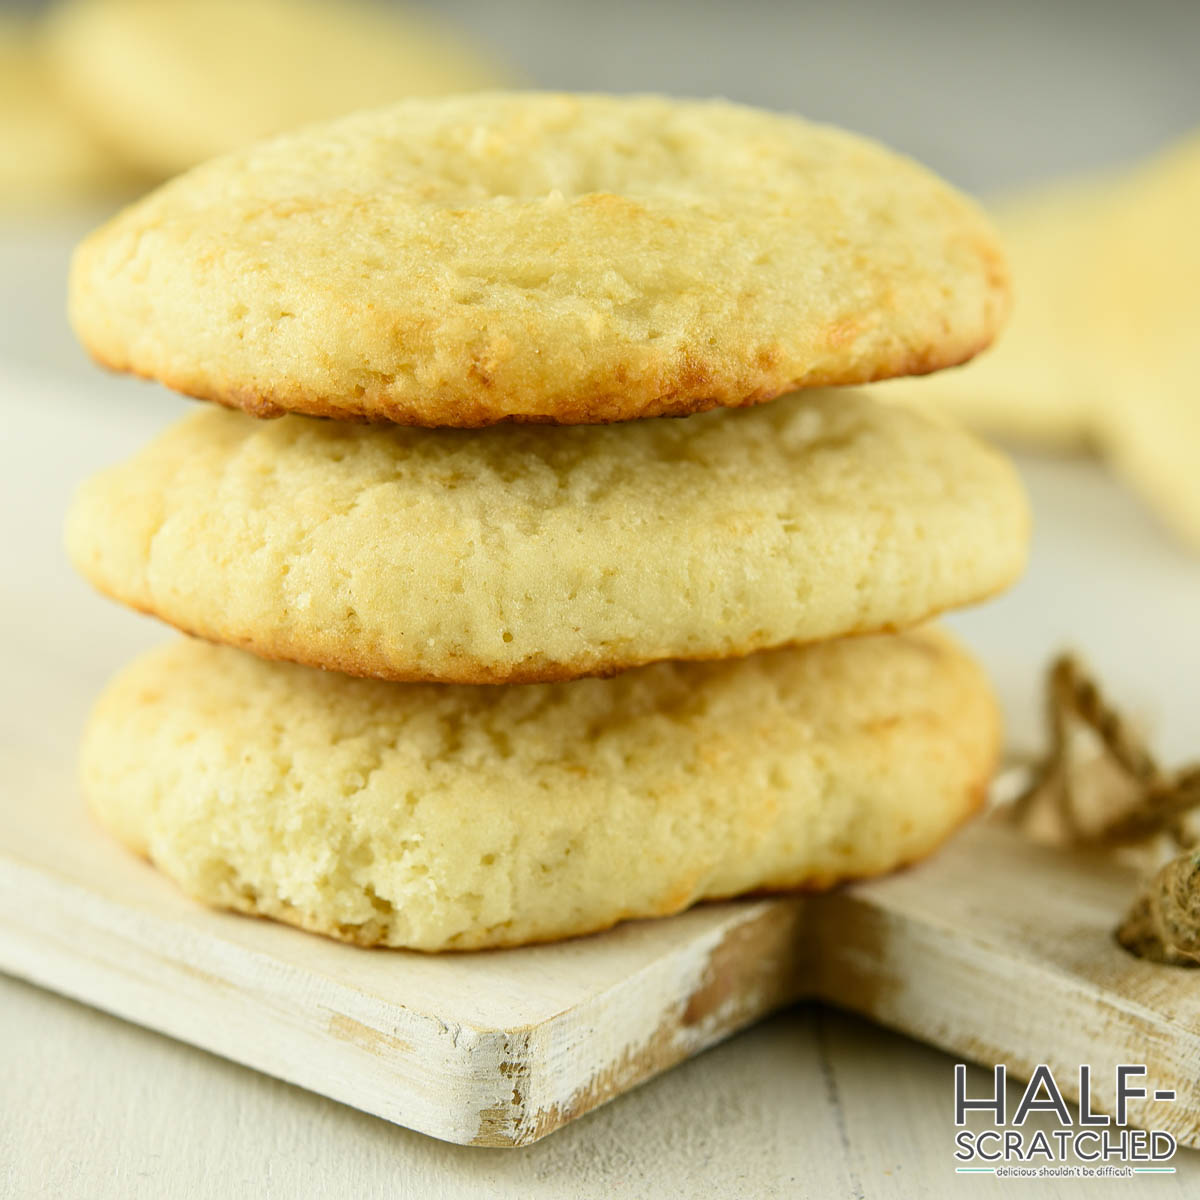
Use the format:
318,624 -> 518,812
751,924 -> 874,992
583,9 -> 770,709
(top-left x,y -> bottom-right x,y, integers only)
0,14 -> 132,211
881,131 -> 1200,551
875,170 -> 1122,449
44,0 -> 514,180
1095,135 -> 1200,550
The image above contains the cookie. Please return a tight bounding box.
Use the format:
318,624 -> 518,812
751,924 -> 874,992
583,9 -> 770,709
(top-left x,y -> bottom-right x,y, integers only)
877,171 -> 1121,447
82,628 -> 998,951
68,92 -> 1009,426
45,0 -> 510,179
1091,136 -> 1200,549
0,15 -> 129,211
66,390 -> 1030,684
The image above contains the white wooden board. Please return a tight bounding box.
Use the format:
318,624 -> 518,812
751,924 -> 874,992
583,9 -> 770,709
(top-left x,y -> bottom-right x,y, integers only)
4,735 -> 1199,1147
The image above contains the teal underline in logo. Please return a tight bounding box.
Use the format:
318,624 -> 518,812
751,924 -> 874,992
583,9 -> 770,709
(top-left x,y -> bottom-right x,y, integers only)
956,1167 -> 1176,1176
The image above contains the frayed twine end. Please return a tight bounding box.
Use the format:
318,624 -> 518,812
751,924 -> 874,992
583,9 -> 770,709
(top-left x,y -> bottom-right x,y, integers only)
1009,655 -> 1200,966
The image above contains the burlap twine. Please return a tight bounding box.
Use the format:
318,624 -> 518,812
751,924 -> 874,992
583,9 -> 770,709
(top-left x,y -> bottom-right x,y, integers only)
1010,656 -> 1200,965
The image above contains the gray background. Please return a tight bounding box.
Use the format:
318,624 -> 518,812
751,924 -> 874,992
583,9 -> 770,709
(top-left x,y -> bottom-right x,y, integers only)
426,0 -> 1200,191
7,0 -> 1200,190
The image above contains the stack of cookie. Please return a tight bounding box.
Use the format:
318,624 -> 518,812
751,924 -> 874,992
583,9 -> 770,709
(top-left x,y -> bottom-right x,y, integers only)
65,94 -> 1029,952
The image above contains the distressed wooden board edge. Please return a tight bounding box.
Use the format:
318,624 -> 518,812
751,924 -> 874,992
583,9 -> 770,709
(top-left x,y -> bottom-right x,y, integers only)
812,828 -> 1200,1146
482,896 -> 810,1146
0,853 -> 508,1144
0,846 -> 810,1147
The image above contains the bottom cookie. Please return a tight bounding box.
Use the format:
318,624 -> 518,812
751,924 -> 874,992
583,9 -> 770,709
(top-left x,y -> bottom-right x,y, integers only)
81,628 -> 998,951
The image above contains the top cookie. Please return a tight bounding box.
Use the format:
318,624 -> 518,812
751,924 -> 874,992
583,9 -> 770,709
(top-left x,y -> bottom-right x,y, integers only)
69,92 -> 1009,427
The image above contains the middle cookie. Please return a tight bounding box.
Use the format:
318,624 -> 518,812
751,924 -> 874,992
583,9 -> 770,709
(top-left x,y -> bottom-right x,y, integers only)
67,389 -> 1029,683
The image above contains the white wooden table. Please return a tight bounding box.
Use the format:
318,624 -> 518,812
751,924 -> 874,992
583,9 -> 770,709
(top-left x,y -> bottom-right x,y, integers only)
5,0 -> 1200,1192
0,974 -> 1046,1199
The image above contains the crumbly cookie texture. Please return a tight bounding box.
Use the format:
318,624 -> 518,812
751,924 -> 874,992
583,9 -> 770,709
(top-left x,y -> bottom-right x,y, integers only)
68,92 -> 1009,426
66,390 -> 1030,684
45,0 -> 510,179
82,628 -> 999,951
